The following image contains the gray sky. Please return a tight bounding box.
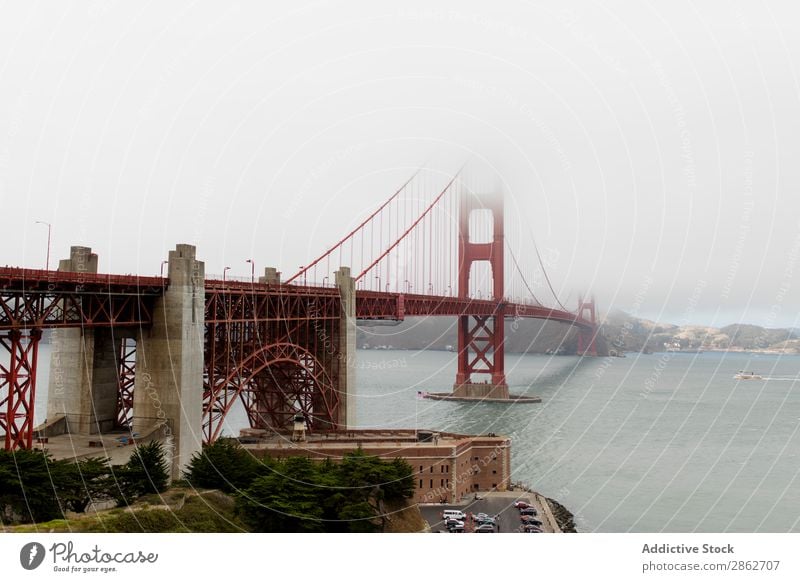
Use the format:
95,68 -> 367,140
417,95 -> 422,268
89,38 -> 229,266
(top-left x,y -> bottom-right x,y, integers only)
2,1 -> 799,328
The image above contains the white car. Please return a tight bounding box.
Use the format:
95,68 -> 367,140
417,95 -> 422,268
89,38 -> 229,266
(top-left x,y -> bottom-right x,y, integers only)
442,510 -> 467,521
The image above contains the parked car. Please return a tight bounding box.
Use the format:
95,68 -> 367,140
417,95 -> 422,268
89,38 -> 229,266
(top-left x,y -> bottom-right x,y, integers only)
519,507 -> 538,516
476,517 -> 496,526
445,518 -> 465,529
449,524 -> 465,533
513,501 -> 531,509
442,510 -> 467,521
520,516 -> 543,527
523,525 -> 543,533
474,523 -> 495,533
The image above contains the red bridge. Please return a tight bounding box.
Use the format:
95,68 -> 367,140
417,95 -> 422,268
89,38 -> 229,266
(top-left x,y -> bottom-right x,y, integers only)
0,168 -> 598,476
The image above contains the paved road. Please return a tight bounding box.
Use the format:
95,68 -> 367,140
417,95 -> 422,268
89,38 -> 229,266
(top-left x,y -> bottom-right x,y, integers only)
419,492 -> 551,533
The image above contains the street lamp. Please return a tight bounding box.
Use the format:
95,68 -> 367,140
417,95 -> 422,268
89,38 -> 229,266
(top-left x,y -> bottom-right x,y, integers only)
375,275 -> 380,292
160,260 -> 168,278
223,266 -> 231,282
245,259 -> 254,283
322,276 -> 329,287
34,221 -> 51,271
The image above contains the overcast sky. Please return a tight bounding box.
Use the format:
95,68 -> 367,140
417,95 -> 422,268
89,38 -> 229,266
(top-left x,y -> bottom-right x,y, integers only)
1,1 -> 799,328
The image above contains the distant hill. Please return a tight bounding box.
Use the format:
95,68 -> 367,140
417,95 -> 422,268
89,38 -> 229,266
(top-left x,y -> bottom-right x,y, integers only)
357,311 -> 800,355
598,311 -> 800,354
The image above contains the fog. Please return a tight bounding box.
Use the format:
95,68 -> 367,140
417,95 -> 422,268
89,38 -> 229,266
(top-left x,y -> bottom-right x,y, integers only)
1,1 -> 799,327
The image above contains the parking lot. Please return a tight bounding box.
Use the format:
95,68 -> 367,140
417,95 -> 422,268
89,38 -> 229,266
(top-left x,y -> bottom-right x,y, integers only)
419,491 -> 557,533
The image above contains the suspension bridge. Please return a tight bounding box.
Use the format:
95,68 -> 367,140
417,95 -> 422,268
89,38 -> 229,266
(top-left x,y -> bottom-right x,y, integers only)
0,167 -> 599,476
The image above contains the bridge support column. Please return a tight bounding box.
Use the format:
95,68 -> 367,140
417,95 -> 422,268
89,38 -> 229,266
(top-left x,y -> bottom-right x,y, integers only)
453,191 -> 509,398
335,266 -> 356,429
133,244 -> 204,479
45,246 -> 119,435
258,267 -> 281,284
576,297 -> 598,357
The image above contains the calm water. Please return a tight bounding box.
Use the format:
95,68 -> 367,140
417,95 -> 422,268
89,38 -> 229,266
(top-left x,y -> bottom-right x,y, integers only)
33,345 -> 800,532
352,349 -> 800,533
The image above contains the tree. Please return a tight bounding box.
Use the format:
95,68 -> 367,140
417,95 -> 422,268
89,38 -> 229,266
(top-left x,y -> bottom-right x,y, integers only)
53,457 -> 114,513
338,501 -> 379,532
236,457 -> 326,532
114,441 -> 169,506
382,457 -> 416,501
184,438 -> 263,493
0,449 -> 61,523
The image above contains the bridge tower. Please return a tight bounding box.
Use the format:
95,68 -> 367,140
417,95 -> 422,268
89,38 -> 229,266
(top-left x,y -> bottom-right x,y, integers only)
576,296 -> 598,356
453,191 -> 509,399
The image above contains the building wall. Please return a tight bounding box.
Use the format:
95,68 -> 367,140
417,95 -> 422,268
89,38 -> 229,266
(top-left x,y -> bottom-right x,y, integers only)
246,431 -> 512,504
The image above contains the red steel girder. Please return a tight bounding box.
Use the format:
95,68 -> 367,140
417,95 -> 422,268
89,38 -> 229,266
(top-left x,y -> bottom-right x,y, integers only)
355,291 -> 596,330
204,284 -> 340,323
203,341 -> 339,443
0,329 -> 42,450
115,337 -> 136,429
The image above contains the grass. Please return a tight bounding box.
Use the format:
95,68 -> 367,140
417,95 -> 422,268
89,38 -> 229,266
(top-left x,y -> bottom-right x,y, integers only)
5,488 -> 248,533
5,487 -> 424,533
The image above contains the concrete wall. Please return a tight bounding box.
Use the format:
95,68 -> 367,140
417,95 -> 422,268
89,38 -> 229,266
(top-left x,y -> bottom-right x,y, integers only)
133,244 -> 204,479
452,382 -> 510,400
46,246 -> 119,435
335,267 -> 356,429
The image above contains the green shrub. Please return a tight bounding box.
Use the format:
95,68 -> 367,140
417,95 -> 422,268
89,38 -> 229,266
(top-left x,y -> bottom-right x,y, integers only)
184,439 -> 263,493
114,441 -> 169,506
236,456 -> 326,532
53,457 -> 114,513
235,452 -> 416,533
0,449 -> 61,523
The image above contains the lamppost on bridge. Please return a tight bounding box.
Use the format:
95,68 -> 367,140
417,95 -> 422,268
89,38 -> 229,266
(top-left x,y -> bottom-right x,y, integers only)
322,275 -> 329,287
34,221 -> 51,271
160,260 -> 168,279
375,275 -> 380,292
404,280 -> 411,293
298,266 -> 306,286
223,266 -> 231,282
246,259 -> 254,283
447,284 -> 452,296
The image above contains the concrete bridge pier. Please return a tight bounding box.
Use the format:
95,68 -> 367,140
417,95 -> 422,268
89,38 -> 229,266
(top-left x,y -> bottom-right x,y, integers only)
46,246 -> 121,435
335,266 -> 356,429
133,244 -> 204,479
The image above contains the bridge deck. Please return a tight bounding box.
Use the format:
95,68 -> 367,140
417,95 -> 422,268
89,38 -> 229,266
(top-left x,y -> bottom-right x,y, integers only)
0,269 -> 592,329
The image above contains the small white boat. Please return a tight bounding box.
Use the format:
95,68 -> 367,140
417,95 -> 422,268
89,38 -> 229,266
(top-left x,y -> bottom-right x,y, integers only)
734,371 -> 763,380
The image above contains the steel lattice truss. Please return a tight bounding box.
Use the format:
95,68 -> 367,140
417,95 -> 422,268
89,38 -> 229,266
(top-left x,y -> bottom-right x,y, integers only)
203,284 -> 344,442
0,269 -> 163,450
0,268 -> 163,330
0,330 -> 42,449
115,337 -> 137,428
355,290 -> 595,328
